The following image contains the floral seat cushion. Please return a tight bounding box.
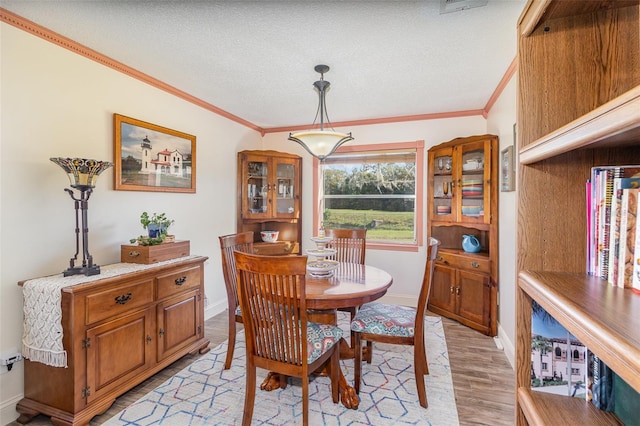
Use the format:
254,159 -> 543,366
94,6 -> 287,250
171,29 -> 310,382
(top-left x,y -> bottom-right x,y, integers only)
350,302 -> 416,337
307,322 -> 343,363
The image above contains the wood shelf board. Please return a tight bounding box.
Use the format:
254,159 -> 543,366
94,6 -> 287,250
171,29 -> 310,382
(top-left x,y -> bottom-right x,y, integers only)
517,387 -> 623,425
519,0 -> 639,37
438,247 -> 490,258
519,270 -> 640,393
519,86 -> 640,164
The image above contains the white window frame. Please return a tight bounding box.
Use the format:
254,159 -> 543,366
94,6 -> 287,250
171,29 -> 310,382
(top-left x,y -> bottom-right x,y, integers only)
313,140 -> 424,252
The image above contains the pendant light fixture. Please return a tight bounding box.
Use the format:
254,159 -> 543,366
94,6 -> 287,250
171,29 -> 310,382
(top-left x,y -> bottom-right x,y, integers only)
288,64 -> 353,161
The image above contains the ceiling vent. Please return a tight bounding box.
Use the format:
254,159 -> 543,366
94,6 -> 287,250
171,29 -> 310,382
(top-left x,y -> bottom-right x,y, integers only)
440,0 -> 489,14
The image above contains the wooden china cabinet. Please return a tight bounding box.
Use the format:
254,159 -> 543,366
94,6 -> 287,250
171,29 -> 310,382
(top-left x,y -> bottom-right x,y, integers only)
237,150 -> 302,255
515,1 -> 640,424
427,134 -> 499,336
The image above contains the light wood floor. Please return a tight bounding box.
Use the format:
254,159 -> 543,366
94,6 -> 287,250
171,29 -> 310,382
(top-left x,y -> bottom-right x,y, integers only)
11,311 -> 515,425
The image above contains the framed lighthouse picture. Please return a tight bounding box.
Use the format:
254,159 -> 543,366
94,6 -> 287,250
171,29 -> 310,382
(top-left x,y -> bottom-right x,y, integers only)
114,114 -> 196,193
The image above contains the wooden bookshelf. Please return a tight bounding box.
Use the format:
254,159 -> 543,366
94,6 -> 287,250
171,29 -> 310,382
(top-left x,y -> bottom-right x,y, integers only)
515,0 -> 640,424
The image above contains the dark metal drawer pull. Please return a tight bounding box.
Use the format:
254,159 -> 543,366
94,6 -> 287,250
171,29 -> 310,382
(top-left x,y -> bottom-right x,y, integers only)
175,276 -> 187,285
115,293 -> 132,304
471,262 -> 480,268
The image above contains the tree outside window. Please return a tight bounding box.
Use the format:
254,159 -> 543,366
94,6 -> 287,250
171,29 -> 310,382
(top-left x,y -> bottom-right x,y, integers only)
321,147 -> 418,244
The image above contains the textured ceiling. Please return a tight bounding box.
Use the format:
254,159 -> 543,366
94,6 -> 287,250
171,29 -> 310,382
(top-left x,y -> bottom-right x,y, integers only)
1,0 -> 526,129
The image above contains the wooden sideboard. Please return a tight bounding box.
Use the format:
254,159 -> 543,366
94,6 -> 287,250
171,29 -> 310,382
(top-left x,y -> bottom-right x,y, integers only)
16,256 -> 210,426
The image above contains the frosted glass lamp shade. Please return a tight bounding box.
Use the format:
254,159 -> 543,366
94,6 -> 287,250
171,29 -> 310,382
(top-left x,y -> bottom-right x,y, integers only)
288,130 -> 353,161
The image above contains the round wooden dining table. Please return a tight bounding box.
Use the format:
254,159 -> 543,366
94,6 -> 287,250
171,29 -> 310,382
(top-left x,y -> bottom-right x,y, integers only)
260,262 -> 393,410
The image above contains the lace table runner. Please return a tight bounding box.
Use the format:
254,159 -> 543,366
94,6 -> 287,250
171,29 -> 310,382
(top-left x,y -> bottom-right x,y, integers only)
22,256 -> 199,368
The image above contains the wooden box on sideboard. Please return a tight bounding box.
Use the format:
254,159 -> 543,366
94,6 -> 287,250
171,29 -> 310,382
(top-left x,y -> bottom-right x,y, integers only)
120,240 -> 190,264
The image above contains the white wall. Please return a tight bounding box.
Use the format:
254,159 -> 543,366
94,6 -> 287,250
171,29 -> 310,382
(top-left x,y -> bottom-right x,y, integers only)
486,74 -> 518,368
0,23 -> 262,424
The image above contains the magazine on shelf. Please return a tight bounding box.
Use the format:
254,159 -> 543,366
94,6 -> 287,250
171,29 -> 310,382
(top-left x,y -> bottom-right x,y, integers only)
530,304 -> 588,400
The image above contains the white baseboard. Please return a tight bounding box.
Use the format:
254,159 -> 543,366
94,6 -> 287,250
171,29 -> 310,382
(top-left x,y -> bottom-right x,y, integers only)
378,294 -> 417,307
496,323 -> 515,369
205,299 -> 227,320
1,394 -> 21,426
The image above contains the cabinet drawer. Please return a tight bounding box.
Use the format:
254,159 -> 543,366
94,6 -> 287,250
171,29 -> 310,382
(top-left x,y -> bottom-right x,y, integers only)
85,279 -> 154,325
156,266 -> 201,300
437,252 -> 490,274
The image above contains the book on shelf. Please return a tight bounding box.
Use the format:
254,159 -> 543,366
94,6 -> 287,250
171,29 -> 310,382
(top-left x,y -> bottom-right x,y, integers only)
618,187 -> 639,289
633,189 -> 640,293
584,166 -> 640,422
587,350 -> 615,411
587,166 -> 640,282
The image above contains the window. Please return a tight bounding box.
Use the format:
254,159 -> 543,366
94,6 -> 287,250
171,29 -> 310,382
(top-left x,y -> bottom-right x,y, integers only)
317,141 -> 424,248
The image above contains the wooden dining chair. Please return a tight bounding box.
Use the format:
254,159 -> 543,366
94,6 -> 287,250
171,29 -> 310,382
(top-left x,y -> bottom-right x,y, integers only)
324,228 -> 367,265
235,252 -> 342,426
218,231 -> 254,370
350,237 -> 440,408
324,227 -> 367,345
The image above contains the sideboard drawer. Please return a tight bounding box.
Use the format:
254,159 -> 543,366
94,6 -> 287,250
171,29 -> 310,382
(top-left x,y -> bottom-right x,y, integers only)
437,252 -> 490,274
156,266 -> 201,300
85,279 -> 154,324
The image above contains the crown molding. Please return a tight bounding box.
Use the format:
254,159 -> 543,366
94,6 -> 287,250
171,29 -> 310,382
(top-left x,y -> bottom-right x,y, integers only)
2,7 -> 517,134
0,7 -> 262,133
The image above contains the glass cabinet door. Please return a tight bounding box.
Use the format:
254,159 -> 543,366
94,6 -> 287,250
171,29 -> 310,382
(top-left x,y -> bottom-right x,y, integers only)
432,148 -> 454,220
459,140 -> 490,224
246,159 -> 268,216
274,160 -> 297,216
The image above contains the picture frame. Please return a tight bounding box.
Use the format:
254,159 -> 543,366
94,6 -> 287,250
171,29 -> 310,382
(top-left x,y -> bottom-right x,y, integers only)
501,145 -> 515,192
114,114 -> 196,193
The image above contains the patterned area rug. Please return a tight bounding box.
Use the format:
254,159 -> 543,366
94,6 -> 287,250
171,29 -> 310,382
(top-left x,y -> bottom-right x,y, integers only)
104,313 -> 459,425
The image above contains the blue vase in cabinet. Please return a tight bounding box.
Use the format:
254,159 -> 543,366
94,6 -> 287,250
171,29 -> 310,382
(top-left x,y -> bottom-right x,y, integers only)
462,234 -> 481,253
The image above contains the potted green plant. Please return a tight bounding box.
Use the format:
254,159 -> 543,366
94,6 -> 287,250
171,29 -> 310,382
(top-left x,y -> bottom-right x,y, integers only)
131,212 -> 174,246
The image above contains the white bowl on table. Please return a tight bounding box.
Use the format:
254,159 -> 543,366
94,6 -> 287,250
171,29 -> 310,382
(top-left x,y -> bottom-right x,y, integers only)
260,231 -> 279,243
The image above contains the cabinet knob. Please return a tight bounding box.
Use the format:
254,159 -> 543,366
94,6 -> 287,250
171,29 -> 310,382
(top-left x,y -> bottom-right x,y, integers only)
159,329 -> 165,337
471,262 -> 480,268
450,286 -> 455,294
128,250 -> 140,258
146,335 -> 152,343
436,255 -> 443,262
175,276 -> 187,285
456,287 -> 460,295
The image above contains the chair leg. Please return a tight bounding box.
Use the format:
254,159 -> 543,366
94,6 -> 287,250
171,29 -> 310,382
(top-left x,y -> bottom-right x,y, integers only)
365,341 -> 373,364
349,307 -> 357,348
353,332 -> 362,394
242,363 -> 256,426
414,340 -> 429,408
224,316 -> 236,370
330,346 -> 340,403
302,375 -> 309,426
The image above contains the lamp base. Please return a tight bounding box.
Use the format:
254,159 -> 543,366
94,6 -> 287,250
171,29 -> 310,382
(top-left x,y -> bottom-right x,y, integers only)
63,264 -> 100,277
